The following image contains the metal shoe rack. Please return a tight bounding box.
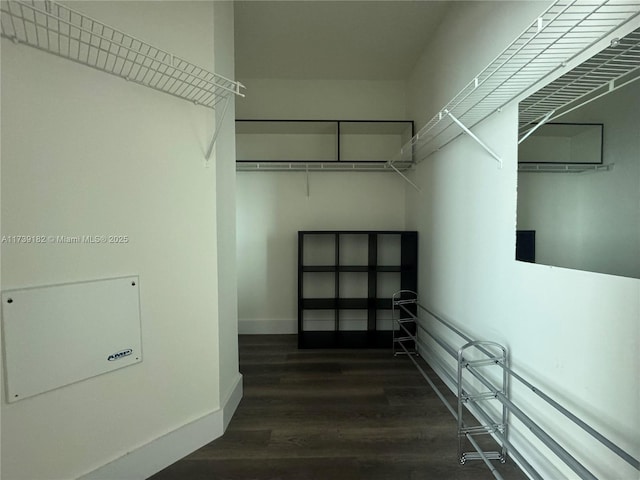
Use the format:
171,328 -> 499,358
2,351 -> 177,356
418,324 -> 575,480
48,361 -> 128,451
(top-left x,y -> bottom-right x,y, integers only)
391,290 -> 640,480
0,0 -> 245,158
456,340 -> 508,467
392,291 -> 509,473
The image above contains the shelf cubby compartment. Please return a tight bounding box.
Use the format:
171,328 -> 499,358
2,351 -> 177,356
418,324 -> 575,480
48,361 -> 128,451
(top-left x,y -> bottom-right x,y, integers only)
339,233 -> 369,266
302,233 -> 336,266
339,272 -> 369,299
377,272 -> 402,299
376,233 -> 402,266
301,272 -> 334,299
338,310 -> 368,332
301,310 -> 336,332
340,121 -> 414,162
236,120 -> 337,162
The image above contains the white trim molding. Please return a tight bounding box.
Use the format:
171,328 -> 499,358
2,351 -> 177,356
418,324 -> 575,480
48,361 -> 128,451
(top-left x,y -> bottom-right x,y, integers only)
238,318 -> 297,335
78,374 -> 243,480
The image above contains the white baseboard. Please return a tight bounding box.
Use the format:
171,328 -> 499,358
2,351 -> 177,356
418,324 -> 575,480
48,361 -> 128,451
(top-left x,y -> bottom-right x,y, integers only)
78,374 -> 243,480
238,318 -> 296,334
221,374 -> 243,432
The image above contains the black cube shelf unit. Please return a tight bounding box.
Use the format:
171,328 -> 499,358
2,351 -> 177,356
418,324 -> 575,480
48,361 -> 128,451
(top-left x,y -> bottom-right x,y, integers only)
298,230 -> 418,349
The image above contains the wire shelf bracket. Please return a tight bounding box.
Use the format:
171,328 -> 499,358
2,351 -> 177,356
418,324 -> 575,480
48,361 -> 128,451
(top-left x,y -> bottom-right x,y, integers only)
0,0 -> 246,158
205,95 -> 232,161
444,110 -> 503,168
518,110 -> 556,145
388,162 -> 421,192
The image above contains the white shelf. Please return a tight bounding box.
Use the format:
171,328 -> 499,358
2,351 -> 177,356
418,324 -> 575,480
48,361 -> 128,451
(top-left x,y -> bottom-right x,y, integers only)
519,27 -> 640,133
235,120 -> 413,171
518,163 -> 614,173
392,0 -> 640,168
236,161 -> 413,172
0,0 -> 245,109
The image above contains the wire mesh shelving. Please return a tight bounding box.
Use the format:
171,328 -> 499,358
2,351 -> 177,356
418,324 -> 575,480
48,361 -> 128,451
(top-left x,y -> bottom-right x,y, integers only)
0,0 -> 245,111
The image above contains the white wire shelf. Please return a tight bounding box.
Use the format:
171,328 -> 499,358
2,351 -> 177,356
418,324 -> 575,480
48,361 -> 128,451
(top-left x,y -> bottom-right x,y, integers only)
519,27 -> 640,134
392,0 -> 640,168
517,163 -> 614,173
0,0 -> 245,109
236,161 -> 414,172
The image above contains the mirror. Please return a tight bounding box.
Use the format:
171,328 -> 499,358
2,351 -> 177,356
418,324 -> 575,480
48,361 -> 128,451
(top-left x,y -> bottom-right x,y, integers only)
519,123 -> 603,166
516,29 -> 640,279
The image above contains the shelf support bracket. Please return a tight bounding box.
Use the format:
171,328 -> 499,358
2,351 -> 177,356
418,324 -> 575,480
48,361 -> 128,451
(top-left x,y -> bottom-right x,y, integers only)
444,110 -> 502,168
518,110 -> 555,145
388,162 -> 421,192
205,95 -> 232,161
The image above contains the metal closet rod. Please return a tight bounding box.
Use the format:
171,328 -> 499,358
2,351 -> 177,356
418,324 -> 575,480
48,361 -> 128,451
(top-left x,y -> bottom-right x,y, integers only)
393,322 -> 509,479
397,299 -> 640,473
397,321 -> 543,480
394,305 -> 536,480
415,301 -> 639,468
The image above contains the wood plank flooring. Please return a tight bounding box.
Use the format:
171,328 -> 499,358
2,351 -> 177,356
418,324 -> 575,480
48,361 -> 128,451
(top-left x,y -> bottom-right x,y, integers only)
149,335 -> 527,480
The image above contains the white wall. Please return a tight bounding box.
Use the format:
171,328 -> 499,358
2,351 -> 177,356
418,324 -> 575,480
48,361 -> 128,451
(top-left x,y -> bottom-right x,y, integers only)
213,0 -> 242,427
517,81 -> 640,278
236,79 -> 409,334
237,78 -> 407,120
1,2 -> 240,478
406,2 -> 639,479
237,171 -> 407,333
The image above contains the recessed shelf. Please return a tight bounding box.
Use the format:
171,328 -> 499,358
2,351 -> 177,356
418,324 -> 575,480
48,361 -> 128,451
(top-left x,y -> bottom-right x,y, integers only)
236,119 -> 414,170
339,121 -> 414,162
519,123 -> 604,165
236,120 -> 337,162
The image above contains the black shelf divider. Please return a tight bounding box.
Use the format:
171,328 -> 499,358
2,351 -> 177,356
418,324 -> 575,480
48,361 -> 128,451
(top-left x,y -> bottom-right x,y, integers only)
298,230 -> 418,349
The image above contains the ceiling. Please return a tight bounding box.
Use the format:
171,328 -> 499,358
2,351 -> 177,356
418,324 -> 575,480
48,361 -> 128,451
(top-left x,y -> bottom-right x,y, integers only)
233,1 -> 452,81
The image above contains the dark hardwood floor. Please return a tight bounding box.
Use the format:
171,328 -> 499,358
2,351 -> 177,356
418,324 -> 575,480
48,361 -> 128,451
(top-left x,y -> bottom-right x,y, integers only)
150,335 -> 526,480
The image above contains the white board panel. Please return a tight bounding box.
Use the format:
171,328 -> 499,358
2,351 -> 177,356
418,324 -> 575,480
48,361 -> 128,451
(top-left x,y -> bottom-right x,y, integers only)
1,276 -> 142,402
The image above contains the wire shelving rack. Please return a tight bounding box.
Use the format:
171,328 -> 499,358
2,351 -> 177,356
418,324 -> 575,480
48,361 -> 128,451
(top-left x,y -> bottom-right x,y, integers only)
1,0 -> 245,155
389,0 -> 640,170
519,27 -> 640,132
